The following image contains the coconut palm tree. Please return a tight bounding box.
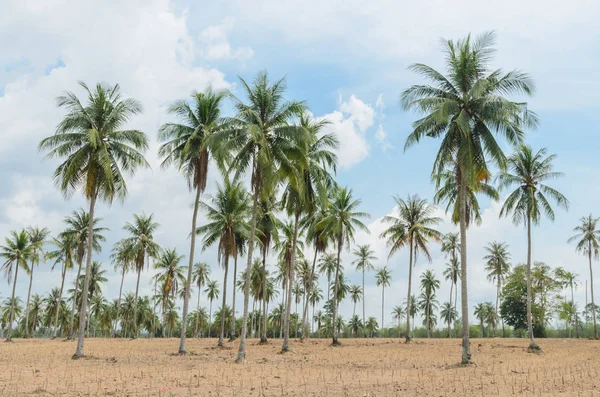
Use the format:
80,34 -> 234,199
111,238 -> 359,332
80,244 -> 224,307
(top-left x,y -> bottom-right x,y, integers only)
318,253 -> 337,303
158,88 -> 226,353
391,305 -> 405,338
78,261 -> 108,335
442,258 -> 460,337
39,81 -> 149,358
419,270 -> 440,338
348,315 -> 362,337
568,215 -> 600,339
46,233 -> 76,338
23,227 -> 50,338
483,241 -> 511,337
402,32 -> 537,363
474,302 -> 489,337
192,262 -> 211,337
375,266 -> 392,336
297,258 -> 317,338
205,280 -> 219,338
320,187 -> 369,345
440,302 -> 457,337
555,267 -> 580,338
1,230 -> 33,341
154,248 -> 185,332
123,213 -> 160,339
499,145 -> 568,350
27,294 -> 44,336
349,285 -> 362,318
110,239 -> 135,337
352,244 -> 376,337
366,316 -> 378,338
380,195 -> 441,343
61,210 -> 107,340
196,175 -> 250,346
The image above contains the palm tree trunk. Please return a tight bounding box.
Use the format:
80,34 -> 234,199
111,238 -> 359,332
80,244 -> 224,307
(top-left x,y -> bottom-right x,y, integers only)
526,214 -> 540,350
458,175 -> 471,364
69,259 -> 83,339
113,266 -> 126,337
6,261 -> 20,341
231,254 -> 238,339
571,282 -> 579,338
133,268 -> 142,339
331,235 -> 343,346
73,193 -> 97,358
260,246 -> 268,343
589,243 -> 598,339
24,264 -> 34,338
494,280 -> 499,337
236,186 -> 260,363
195,285 -> 201,338
362,268 -> 366,338
454,283 -> 458,337
448,281 -> 453,338
405,237 -> 414,343
53,264 -> 67,338
208,301 -> 212,338
381,286 -> 384,337
179,186 -> 202,353
282,212 -> 300,352
301,247 -> 319,339
218,255 -> 230,347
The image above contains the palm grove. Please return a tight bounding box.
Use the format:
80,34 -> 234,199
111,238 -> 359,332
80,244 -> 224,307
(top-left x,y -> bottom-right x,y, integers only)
1,32 -> 596,365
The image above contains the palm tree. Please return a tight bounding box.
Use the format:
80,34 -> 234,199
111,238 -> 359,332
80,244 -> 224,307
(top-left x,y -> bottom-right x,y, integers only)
320,187 -> 369,345
39,82 -> 148,358
474,302 -> 489,337
375,266 -> 392,336
27,294 -> 44,336
440,302 -> 457,337
349,285 -> 362,318
192,262 -> 211,337
419,270 -> 440,338
61,210 -> 107,340
443,258 -> 460,337
46,233 -> 76,338
110,239 -> 134,337
23,227 -> 50,338
366,316 -> 378,338
318,253 -> 337,303
154,248 -> 185,332
158,88 -> 226,353
197,175 -> 250,346
555,267 -> 580,338
209,72 -> 308,362
568,215 -> 600,339
483,241 -> 511,337
205,280 -> 219,338
123,213 -> 160,339
380,195 -> 441,343
499,145 -> 568,350
391,305 -> 405,338
0,230 -> 33,341
352,244 -> 376,337
80,261 -> 108,335
402,32 -> 537,363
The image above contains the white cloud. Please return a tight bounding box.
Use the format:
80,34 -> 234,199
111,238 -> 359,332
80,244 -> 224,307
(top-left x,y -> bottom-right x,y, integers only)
199,17 -> 254,62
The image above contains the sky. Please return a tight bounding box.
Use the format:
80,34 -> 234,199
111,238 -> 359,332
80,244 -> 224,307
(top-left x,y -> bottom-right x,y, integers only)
1,0 -> 600,330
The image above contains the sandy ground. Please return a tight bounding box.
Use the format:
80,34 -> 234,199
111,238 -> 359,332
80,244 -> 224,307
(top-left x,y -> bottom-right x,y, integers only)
0,337 -> 599,396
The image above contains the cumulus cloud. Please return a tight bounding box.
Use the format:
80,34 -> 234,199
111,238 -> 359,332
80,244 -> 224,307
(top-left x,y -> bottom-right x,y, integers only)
199,17 -> 254,62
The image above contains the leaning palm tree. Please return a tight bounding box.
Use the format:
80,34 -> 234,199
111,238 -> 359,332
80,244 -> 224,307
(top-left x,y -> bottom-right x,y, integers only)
419,270 -> 440,338
568,215 -> 600,339
0,230 -> 33,341
123,213 -> 160,339
209,72 -> 308,362
483,241 -> 511,337
23,227 -> 50,338
402,32 -> 537,363
110,239 -> 135,336
320,186 -> 369,345
380,195 -> 441,343
375,266 -> 392,336
46,233 -> 76,338
158,88 -> 226,353
39,81 -> 149,358
192,262 -> 211,337
352,244 -> 377,337
196,175 -> 250,346
499,145 -> 568,350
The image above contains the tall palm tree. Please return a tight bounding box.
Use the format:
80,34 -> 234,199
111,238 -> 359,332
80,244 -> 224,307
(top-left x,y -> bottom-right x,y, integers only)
196,175 -> 250,346
483,241 -> 511,337
110,239 -> 134,336
23,227 -> 50,338
158,88 -> 226,353
192,262 -> 211,337
0,230 -> 33,341
380,195 -> 441,343
349,285 -> 362,318
499,145 -> 568,350
209,72 -> 308,362
568,215 -> 600,339
123,213 -> 160,338
320,186 -> 369,345
154,248 -> 185,333
419,270 -> 440,338
352,244 -> 377,337
318,253 -> 337,304
61,210 -> 107,340
391,305 -> 405,338
205,280 -> 219,338
443,258 -> 460,337
375,266 -> 392,336
440,302 -> 457,337
39,81 -> 149,358
555,267 -> 580,338
402,32 -> 537,363
46,233 -> 76,338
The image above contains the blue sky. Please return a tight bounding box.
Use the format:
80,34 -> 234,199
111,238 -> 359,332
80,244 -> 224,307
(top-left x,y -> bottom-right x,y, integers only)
1,0 -> 599,329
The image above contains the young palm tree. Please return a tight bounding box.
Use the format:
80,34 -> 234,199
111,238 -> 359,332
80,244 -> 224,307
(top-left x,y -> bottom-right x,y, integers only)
568,215 -> 600,339
349,285 -> 362,318
375,266 -> 392,336
483,241 -> 511,337
555,267 -> 580,338
46,233 -> 76,338
209,72 -> 308,362
110,239 -> 135,336
205,280 -> 219,338
440,302 -> 458,337
39,82 -> 149,358
419,270 -> 440,338
196,175 -> 250,346
402,32 -> 537,363
1,230 -> 33,341
348,315 -> 362,337
380,195 -> 441,343
352,244 -> 377,337
158,88 -> 226,353
499,145 -> 568,350
391,305 -> 406,338
320,187 -> 369,345
474,302 -> 489,337
192,262 -> 211,337
365,316 -> 378,338
23,227 -> 50,338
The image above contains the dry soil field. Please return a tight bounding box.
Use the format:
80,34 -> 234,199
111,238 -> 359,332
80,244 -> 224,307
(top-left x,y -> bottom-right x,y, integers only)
0,337 -> 599,396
